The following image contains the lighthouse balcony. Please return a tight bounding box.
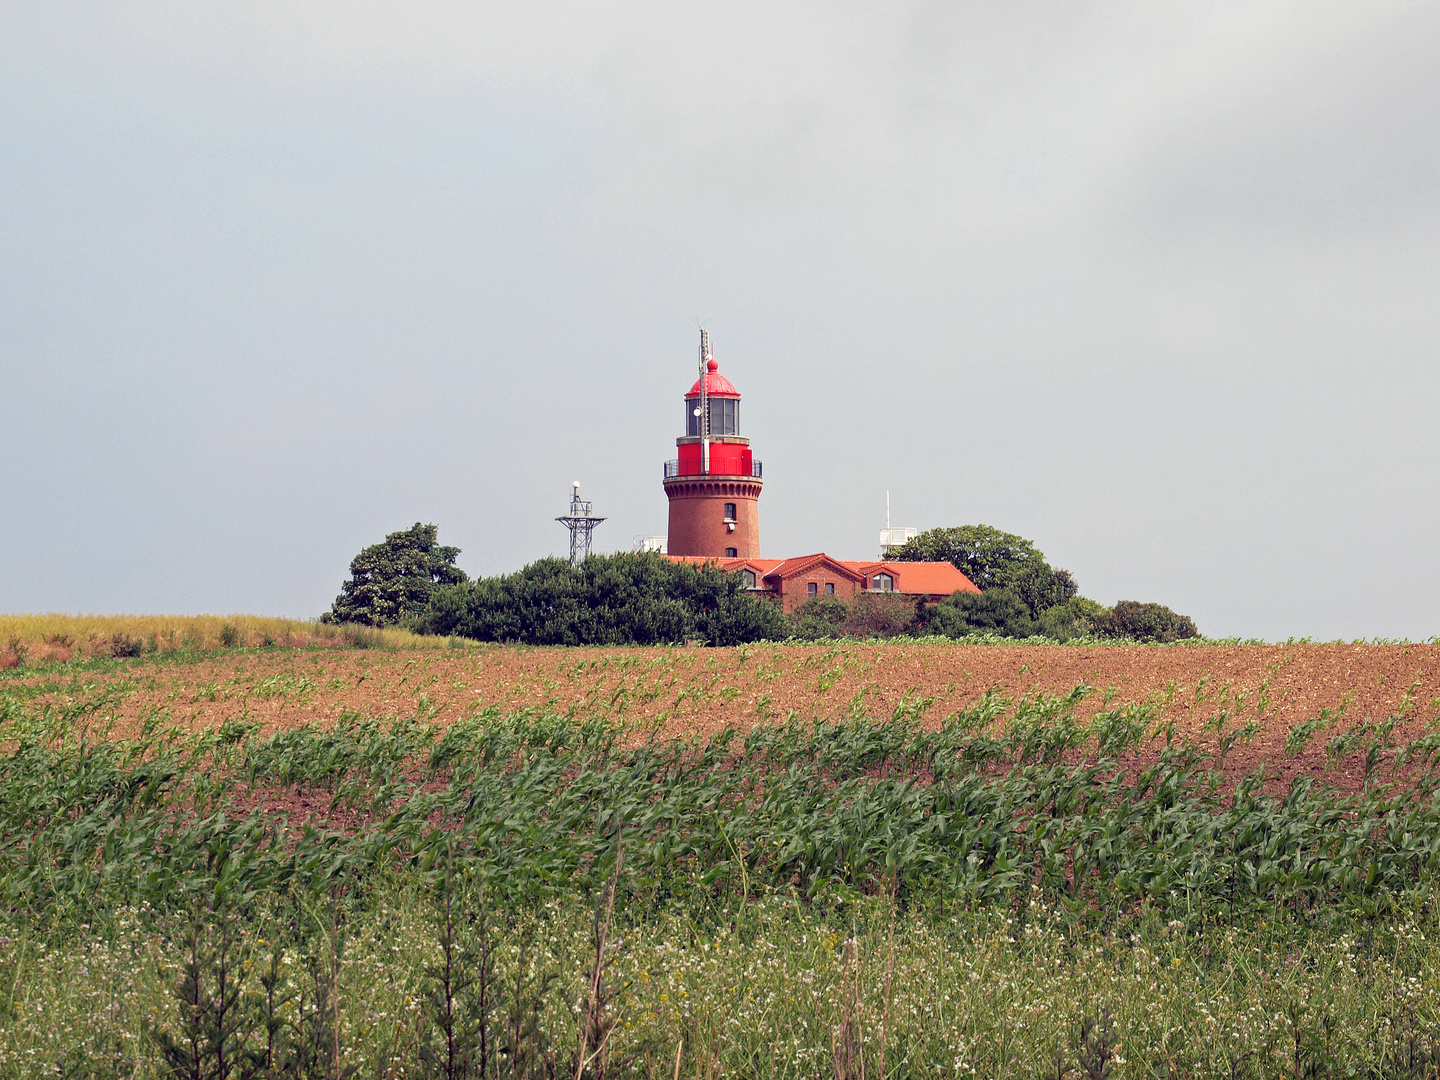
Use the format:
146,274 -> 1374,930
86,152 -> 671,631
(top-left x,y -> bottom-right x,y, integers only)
665,459 -> 763,480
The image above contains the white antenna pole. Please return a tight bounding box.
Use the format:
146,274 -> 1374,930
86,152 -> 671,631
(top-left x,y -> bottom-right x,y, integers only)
886,490 -> 890,530
699,329 -> 711,475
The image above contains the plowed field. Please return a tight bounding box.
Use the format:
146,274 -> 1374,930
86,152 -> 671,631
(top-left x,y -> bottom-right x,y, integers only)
16,642 -> 1440,794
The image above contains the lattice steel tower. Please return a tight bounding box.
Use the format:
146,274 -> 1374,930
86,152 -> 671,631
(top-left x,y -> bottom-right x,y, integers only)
556,482 -> 605,564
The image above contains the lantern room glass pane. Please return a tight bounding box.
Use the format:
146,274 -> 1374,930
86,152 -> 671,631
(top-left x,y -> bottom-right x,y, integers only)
708,398 -> 739,436
688,397 -> 740,436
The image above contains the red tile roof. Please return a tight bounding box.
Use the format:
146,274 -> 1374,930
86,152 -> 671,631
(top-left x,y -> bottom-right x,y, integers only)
666,555 -> 783,575
760,553 -> 864,584
663,553 -> 977,596
844,561 -> 979,595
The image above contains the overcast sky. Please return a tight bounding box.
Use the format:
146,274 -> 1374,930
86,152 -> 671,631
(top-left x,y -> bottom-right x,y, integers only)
3,3 -> 1438,641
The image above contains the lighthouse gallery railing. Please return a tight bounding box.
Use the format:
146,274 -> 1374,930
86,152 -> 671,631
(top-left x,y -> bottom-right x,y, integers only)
664,460 -> 763,480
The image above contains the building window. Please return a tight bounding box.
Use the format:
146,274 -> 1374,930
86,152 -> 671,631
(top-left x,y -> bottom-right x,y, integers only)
871,573 -> 894,591
825,582 -> 835,595
723,502 -> 736,521
725,547 -> 737,558
741,569 -> 756,588
807,582 -> 818,597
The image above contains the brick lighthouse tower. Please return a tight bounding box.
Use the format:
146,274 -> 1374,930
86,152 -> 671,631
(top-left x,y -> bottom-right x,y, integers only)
663,331 -> 763,559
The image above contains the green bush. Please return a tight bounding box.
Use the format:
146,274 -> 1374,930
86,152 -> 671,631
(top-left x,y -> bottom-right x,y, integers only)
1038,596 -> 1104,642
926,587 -> 1036,639
754,592 -> 925,642
415,552 -> 789,646
787,598 -> 851,641
841,592 -> 924,638
1095,600 -> 1200,643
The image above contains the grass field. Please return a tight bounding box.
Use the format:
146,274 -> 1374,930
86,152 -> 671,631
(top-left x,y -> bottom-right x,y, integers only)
0,614 -> 439,668
4,637 -> 1440,1077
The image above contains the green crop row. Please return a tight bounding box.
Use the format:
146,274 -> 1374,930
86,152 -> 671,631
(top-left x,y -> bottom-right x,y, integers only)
9,682 -> 1440,1076
5,684 -> 1440,922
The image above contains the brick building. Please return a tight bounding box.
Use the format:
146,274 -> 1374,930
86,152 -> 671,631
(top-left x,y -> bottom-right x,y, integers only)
668,553 -> 977,613
661,332 -> 977,608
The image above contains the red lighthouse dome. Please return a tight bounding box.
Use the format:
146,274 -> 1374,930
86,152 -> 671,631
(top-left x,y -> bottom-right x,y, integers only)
663,332 -> 764,559
686,358 -> 740,398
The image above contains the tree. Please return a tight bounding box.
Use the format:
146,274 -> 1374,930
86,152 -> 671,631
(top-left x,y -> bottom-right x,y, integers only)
886,524 -> 1044,590
1008,563 -> 1079,620
926,588 -> 1036,639
887,525 -> 1078,620
1095,601 -> 1200,643
323,523 -> 468,627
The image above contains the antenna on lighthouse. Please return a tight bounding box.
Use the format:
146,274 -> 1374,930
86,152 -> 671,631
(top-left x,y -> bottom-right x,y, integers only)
698,329 -> 712,475
556,481 -> 605,565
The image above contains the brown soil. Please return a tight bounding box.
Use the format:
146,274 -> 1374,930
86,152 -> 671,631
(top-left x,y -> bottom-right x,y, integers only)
13,643 -> 1440,795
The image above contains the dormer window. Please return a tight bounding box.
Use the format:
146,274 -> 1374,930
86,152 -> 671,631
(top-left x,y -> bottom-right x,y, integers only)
741,569 -> 756,588
871,573 -> 894,592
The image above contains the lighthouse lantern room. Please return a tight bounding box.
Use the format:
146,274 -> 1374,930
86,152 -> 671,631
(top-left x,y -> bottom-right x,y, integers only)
662,331 -> 764,559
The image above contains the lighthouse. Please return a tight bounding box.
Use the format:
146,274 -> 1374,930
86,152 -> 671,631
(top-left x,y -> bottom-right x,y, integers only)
663,331 -> 763,559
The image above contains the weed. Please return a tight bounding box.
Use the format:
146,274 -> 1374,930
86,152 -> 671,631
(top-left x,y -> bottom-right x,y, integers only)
110,632 -> 148,658
339,625 -> 387,649
150,899 -> 249,1080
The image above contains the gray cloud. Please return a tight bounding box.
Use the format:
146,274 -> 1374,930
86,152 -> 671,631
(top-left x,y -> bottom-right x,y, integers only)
0,2 -> 1436,639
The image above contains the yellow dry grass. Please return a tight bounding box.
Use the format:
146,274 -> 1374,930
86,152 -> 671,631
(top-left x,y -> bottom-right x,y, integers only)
0,613 -> 440,664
